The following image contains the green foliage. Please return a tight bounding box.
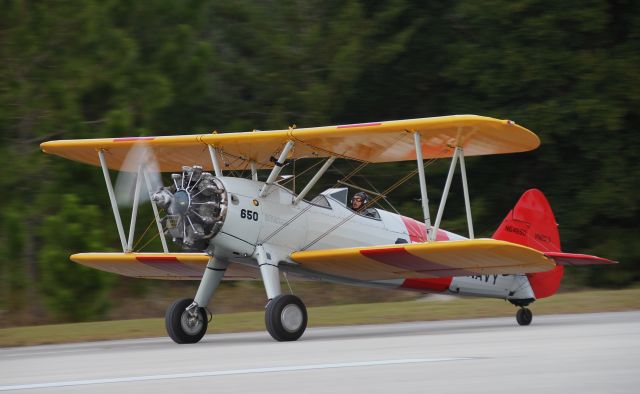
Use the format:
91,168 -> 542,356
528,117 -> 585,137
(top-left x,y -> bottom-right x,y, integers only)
436,0 -> 640,285
0,207 -> 28,312
38,195 -> 114,321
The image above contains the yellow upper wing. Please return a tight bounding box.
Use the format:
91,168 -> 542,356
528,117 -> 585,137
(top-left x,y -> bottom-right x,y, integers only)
290,239 -> 555,281
40,115 -> 539,172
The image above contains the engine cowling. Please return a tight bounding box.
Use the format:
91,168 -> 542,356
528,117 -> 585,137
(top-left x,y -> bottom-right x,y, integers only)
152,166 -> 227,251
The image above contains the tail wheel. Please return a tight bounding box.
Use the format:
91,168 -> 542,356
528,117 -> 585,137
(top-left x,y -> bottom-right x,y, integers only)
516,307 -> 533,326
265,294 -> 308,341
165,298 -> 208,344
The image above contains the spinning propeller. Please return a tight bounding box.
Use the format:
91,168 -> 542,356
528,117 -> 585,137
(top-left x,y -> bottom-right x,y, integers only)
113,142 -> 228,251
114,143 -> 163,208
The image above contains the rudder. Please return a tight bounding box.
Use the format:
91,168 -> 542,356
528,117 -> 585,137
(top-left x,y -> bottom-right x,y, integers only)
492,189 -> 564,299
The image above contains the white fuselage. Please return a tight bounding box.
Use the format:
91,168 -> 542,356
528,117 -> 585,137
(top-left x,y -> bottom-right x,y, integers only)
210,177 -> 535,301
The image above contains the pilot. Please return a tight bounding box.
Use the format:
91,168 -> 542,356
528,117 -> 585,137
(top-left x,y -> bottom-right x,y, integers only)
350,191 -> 377,218
351,191 -> 367,211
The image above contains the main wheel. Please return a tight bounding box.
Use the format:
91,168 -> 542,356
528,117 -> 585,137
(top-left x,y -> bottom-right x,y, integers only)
516,307 -> 533,326
265,294 -> 308,341
165,298 -> 208,344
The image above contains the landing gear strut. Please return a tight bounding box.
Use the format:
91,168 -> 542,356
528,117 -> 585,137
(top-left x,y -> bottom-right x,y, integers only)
516,307 -> 533,326
166,257 -> 228,344
265,294 -> 308,341
256,245 -> 309,342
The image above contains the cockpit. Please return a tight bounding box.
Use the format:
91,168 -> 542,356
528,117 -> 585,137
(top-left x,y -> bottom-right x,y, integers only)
318,187 -> 381,219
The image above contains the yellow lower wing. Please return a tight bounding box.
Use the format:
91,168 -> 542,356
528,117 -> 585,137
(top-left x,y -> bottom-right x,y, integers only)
71,253 -> 260,280
72,240 -> 555,282
290,239 -> 555,281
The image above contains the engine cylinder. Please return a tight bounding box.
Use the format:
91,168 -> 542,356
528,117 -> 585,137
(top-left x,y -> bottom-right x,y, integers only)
152,166 -> 227,251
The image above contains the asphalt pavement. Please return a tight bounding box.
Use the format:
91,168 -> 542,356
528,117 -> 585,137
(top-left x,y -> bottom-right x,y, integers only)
1,311 -> 639,393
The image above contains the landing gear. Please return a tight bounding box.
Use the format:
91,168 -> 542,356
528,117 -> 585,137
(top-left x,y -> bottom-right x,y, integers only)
265,294 -> 308,341
516,307 -> 533,326
165,257 -> 228,344
255,245 -> 307,341
165,298 -> 208,344
509,298 -> 534,326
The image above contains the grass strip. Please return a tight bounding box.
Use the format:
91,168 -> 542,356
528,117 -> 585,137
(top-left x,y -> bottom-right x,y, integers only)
2,288 -> 639,347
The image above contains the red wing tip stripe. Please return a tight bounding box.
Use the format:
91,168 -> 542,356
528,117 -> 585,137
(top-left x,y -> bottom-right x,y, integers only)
136,256 -> 180,262
337,122 -> 383,129
113,137 -> 156,142
360,247 -> 476,276
401,278 -> 452,292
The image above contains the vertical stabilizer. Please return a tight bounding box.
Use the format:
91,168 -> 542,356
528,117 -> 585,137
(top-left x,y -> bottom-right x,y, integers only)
492,189 -> 564,298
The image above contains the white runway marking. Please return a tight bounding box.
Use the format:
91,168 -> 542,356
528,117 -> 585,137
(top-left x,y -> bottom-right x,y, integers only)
0,357 -> 472,391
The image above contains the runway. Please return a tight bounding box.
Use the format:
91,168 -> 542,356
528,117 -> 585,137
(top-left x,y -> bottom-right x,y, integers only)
1,311 -> 639,393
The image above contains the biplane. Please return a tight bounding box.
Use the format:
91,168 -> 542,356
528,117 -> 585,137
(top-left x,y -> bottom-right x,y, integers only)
40,115 -> 616,344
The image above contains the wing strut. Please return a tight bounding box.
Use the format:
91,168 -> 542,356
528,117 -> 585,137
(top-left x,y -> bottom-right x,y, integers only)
260,140 -> 295,197
459,148 -> 474,239
143,170 -> 169,252
208,145 -> 223,177
293,156 -> 336,205
98,150 -> 169,253
432,147 -> 475,240
250,161 -> 258,181
127,165 -> 144,251
98,149 -> 128,252
413,132 -> 433,241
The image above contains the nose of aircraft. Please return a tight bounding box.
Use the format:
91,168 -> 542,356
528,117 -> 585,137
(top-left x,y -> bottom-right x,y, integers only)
173,190 -> 191,216
151,166 -> 228,250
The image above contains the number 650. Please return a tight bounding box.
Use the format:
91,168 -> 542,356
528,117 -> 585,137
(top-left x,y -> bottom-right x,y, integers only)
240,209 -> 258,221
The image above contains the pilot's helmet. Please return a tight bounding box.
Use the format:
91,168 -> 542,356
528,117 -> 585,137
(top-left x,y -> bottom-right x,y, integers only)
351,191 -> 369,206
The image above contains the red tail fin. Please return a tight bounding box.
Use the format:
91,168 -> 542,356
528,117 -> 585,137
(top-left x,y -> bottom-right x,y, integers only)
492,189 -> 564,299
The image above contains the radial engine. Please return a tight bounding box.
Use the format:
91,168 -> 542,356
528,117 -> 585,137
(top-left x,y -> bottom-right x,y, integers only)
152,166 -> 227,251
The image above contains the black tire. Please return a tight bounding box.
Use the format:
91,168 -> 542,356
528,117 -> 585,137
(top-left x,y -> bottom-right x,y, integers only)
165,298 -> 208,344
516,307 -> 533,326
265,294 -> 308,341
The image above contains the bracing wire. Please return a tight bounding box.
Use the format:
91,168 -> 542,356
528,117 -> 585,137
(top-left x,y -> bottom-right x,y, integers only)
135,230 -> 161,252
300,157 -> 438,250
133,216 -> 163,251
333,166 -> 401,215
260,130 -> 415,245
258,158 -> 371,244
278,158 -> 325,188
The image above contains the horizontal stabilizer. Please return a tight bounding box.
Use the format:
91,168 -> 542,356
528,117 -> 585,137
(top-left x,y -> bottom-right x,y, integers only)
290,239 -> 556,281
70,253 -> 260,280
545,252 -> 618,266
